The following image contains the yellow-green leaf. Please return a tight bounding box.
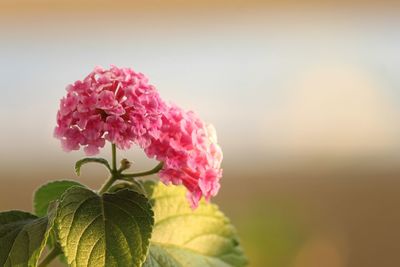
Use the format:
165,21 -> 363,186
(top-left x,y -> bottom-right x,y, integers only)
143,181 -> 248,267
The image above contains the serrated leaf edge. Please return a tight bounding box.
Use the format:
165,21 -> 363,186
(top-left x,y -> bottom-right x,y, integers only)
33,180 -> 83,217
56,186 -> 154,267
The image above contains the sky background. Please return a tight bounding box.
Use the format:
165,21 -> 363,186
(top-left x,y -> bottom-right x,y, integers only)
0,1 -> 399,267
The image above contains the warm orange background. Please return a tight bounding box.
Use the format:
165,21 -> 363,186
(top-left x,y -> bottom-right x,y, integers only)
0,1 -> 400,266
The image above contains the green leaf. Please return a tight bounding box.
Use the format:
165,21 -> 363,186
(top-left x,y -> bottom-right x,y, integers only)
34,180 -> 84,217
75,158 -> 111,176
109,180 -> 148,196
56,186 -> 154,267
0,203 -> 58,267
143,181 -> 248,267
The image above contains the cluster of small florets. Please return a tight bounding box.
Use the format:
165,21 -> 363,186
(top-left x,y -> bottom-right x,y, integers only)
145,105 -> 222,208
54,66 -> 166,155
55,66 -> 222,207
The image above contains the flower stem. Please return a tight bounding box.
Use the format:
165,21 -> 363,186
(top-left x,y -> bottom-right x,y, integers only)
38,247 -> 61,267
98,143 -> 118,194
98,175 -> 117,194
98,145 -> 163,194
111,143 -> 117,171
121,162 -> 164,179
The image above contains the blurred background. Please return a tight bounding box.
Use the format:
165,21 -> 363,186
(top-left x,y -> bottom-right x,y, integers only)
1,0 -> 400,266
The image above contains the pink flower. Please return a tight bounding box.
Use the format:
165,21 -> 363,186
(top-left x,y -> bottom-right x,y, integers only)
144,105 -> 223,208
54,65 -> 167,154
97,90 -> 119,111
55,65 -> 223,208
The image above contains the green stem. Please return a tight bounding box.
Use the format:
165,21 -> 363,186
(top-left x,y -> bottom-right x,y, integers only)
98,143 -> 118,194
121,162 -> 164,179
38,247 -> 61,267
99,146 -> 163,193
98,175 -> 117,194
111,143 -> 117,171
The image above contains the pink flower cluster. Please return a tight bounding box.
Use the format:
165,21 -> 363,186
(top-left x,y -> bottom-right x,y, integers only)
54,66 -> 166,155
145,105 -> 223,208
55,66 -> 222,207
